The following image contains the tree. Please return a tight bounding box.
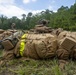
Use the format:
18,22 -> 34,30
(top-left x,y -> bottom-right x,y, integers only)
58,6 -> 69,12
22,14 -> 26,21
0,15 -> 4,25
27,12 -> 32,17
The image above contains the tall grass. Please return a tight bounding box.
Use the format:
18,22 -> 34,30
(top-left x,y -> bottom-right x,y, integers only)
0,54 -> 76,75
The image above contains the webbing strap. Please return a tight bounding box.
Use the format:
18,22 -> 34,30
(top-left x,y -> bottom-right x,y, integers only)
19,34 -> 28,56
21,34 -> 28,39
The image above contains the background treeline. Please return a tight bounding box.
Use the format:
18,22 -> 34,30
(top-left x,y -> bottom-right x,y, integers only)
0,3 -> 76,31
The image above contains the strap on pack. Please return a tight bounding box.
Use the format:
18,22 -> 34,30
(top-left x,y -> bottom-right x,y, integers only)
19,34 -> 28,56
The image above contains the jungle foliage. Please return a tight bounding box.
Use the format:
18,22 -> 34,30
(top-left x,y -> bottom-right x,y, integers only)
0,3 -> 76,31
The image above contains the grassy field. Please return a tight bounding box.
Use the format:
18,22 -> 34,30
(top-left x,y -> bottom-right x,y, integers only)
0,50 -> 76,75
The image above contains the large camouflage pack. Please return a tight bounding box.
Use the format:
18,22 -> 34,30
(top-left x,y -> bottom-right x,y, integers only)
14,33 -> 57,59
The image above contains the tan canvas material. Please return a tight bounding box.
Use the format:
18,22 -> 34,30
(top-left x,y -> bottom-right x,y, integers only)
0,34 -> 4,40
0,31 -> 12,40
57,31 -> 76,60
14,41 -> 21,57
2,49 -> 15,60
35,25 -> 52,33
2,40 -> 14,50
35,37 -> 57,59
60,37 -> 76,51
13,34 -> 57,59
3,30 -> 76,60
22,34 -> 57,59
0,29 -> 4,34
70,32 -> 76,40
71,46 -> 76,59
58,31 -> 70,40
25,33 -> 54,40
56,48 -> 70,60
3,31 -> 12,36
55,28 -> 63,36
2,41 -> 21,59
23,40 -> 39,59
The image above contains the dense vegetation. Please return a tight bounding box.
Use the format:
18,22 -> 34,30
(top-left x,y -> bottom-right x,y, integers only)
0,3 -> 76,31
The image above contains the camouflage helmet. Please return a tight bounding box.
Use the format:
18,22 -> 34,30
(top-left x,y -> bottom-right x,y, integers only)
38,19 -> 49,26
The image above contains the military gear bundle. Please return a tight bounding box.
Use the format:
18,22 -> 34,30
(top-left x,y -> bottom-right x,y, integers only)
1,26 -> 76,60
14,33 -> 57,59
56,31 -> 76,60
1,31 -> 23,50
29,25 -> 52,33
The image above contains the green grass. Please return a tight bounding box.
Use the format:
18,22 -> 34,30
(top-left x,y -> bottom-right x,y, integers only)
0,50 -> 76,75
0,59 -> 76,75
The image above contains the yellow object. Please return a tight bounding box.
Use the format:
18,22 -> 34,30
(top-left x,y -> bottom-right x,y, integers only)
21,34 -> 28,39
20,34 -> 28,56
